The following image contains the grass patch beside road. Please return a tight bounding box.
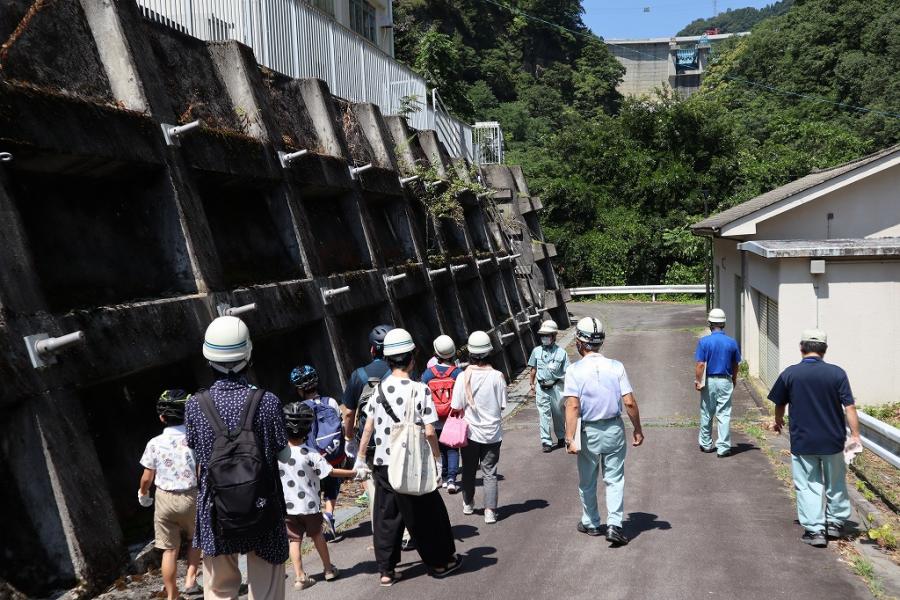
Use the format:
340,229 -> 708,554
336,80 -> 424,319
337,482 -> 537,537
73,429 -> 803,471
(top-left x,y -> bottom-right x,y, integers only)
859,403 -> 900,429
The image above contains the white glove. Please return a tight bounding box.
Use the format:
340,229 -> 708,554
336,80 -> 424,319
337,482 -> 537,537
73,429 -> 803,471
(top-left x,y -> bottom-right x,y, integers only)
138,492 -> 154,507
344,437 -> 359,460
353,456 -> 368,473
435,456 -> 443,486
353,466 -> 370,481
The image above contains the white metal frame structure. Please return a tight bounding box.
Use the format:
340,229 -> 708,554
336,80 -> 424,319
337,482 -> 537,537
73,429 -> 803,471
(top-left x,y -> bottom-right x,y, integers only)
136,0 -> 476,160
473,121 -> 504,165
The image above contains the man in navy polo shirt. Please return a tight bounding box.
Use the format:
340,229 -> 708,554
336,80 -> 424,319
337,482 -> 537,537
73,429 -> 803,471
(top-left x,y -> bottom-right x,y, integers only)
694,308 -> 741,457
768,329 -> 861,548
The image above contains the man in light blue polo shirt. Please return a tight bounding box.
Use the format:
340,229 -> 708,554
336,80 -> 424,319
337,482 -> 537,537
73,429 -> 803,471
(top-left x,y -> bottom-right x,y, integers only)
694,308 -> 741,457
564,317 -> 644,546
528,319 -> 570,452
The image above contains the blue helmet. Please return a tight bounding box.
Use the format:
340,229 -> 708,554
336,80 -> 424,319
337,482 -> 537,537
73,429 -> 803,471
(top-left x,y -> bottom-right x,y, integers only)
369,324 -> 394,353
289,365 -> 318,390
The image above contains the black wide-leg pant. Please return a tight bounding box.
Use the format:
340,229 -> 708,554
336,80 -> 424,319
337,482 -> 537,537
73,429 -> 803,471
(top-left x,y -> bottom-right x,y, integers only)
372,466 -> 456,574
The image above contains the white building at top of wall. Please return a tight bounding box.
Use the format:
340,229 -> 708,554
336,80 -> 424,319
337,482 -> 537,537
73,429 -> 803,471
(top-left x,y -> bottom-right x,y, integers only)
692,144 -> 900,406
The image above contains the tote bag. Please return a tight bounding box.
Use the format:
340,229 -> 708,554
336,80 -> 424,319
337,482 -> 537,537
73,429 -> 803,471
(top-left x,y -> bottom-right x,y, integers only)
387,385 -> 438,496
439,414 -> 468,448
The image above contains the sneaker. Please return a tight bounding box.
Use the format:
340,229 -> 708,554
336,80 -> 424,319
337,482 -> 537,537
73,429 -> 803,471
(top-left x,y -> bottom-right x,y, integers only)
542,444 -> 553,453
717,448 -> 734,458
699,445 -> 715,453
484,509 -> 497,524
462,503 -> 474,515
323,512 -> 336,539
801,530 -> 827,547
294,576 -> 315,590
576,522 -> 601,537
447,481 -> 459,494
442,480 -> 449,488
825,523 -> 844,539
606,525 -> 628,546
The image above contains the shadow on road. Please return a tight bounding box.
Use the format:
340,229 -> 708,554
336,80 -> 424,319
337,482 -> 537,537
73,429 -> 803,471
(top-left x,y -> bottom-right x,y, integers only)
624,512 -> 672,542
498,498 -> 549,521
728,442 -> 759,456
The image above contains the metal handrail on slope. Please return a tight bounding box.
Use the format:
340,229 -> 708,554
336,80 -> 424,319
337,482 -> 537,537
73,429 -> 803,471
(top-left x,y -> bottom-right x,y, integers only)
856,411 -> 900,470
571,284 -> 706,296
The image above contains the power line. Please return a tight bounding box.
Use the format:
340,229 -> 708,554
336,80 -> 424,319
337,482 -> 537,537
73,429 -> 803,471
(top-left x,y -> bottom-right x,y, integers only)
472,0 -> 900,120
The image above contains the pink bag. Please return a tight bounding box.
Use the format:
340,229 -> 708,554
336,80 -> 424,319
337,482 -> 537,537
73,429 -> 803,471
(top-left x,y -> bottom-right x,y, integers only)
439,415 -> 468,448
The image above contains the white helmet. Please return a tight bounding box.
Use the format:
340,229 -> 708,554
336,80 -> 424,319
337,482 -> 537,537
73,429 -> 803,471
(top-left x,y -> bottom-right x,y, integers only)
708,308 -> 726,324
383,328 -> 416,357
538,320 -> 558,335
467,330 -> 493,357
575,317 -> 605,344
433,335 -> 456,359
203,316 -> 252,373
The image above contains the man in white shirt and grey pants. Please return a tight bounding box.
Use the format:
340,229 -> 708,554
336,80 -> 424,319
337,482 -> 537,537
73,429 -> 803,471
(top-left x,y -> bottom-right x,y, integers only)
564,317 -> 644,546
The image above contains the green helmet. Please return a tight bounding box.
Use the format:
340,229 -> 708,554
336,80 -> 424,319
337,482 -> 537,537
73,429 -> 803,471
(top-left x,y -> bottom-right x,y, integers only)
156,389 -> 191,421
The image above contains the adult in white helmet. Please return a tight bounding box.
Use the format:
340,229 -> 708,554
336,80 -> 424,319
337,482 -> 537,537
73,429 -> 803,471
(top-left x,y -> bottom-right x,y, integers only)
528,319 -> 570,453
355,328 -> 462,586
694,308 -> 741,457
184,316 -> 290,599
563,316 -> 643,546
422,335 -> 463,492
451,331 -> 507,524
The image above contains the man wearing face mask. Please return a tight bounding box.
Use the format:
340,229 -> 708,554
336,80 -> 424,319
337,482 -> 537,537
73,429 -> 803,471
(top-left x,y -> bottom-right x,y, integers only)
528,320 -> 570,453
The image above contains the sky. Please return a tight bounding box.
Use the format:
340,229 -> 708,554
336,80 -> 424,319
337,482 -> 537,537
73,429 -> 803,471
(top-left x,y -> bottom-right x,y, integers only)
582,0 -> 776,40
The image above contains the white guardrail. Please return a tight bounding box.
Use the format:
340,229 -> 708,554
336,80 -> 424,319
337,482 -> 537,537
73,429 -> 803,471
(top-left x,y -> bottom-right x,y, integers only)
857,411 -> 900,470
136,0 -> 474,160
570,284 -> 706,301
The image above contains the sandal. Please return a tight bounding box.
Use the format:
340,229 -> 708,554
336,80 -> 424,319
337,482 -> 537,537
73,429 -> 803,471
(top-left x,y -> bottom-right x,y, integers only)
430,554 -> 464,578
379,570 -> 400,587
294,575 -> 316,590
324,566 -> 340,582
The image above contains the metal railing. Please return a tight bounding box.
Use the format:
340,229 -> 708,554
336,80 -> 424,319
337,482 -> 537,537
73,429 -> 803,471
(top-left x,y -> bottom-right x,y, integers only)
473,121 -> 504,165
570,284 -> 706,301
857,411 -> 900,470
136,0 -> 474,160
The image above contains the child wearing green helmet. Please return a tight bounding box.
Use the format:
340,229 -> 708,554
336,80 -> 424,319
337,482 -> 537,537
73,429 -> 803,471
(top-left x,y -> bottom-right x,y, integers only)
138,389 -> 202,599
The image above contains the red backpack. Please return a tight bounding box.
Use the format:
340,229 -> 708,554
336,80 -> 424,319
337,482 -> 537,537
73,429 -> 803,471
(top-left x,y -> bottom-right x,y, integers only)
427,365 -> 456,419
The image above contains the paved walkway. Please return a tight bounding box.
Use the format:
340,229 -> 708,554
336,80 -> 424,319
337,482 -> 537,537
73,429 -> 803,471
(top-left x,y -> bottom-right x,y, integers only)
282,303 -> 872,599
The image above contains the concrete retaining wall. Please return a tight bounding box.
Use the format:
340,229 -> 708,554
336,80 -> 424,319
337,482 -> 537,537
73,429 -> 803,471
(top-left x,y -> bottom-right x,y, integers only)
0,0 -> 568,594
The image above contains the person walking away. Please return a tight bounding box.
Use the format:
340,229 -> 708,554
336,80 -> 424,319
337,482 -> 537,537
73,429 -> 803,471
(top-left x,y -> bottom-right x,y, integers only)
184,316 -> 289,600
452,331 -> 507,524
768,329 -> 861,548
280,402 -> 369,589
422,335 -> 463,493
341,324 -> 394,508
138,389 -> 202,599
289,365 -> 345,540
694,308 -> 741,457
355,328 -> 462,586
564,317 -> 644,546
529,320 -> 569,452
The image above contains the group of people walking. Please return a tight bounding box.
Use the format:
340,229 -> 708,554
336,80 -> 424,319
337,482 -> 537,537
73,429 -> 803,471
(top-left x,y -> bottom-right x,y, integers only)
137,317 -> 508,598
136,305 -> 863,600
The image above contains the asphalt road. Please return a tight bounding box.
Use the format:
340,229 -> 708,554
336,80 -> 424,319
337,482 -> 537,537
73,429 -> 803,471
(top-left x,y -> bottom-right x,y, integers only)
292,303 -> 872,600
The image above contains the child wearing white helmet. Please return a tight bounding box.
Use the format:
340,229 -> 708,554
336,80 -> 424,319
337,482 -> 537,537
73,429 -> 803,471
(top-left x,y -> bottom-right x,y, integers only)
354,328 -> 462,586
451,331 -> 507,524
528,319 -> 570,453
421,335 -> 463,492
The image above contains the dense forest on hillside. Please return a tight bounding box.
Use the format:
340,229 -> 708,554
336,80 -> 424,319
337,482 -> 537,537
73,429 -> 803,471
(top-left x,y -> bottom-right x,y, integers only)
678,0 -> 794,36
395,0 -> 900,287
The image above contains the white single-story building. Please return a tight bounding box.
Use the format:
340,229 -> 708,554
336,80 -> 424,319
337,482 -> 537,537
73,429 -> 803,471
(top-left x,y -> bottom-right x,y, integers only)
692,144 -> 900,405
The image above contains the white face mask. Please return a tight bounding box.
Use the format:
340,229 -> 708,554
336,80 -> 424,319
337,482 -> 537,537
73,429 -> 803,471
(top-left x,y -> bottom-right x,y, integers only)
541,336 -> 553,346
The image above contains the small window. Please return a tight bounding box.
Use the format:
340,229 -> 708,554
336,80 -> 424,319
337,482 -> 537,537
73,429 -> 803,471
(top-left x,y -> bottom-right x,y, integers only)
349,0 -> 377,43
311,0 -> 334,17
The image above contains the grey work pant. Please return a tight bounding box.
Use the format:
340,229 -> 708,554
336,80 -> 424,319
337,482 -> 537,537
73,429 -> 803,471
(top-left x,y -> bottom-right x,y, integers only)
461,440 -> 502,510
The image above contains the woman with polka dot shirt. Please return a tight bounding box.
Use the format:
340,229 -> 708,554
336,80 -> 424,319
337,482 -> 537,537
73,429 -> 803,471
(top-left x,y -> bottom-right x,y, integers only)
356,329 -> 463,586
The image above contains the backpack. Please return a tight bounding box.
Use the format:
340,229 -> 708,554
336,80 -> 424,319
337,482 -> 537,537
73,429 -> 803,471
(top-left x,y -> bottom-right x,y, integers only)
303,397 -> 344,464
199,389 -> 279,541
427,365 -> 456,420
355,374 -> 384,453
